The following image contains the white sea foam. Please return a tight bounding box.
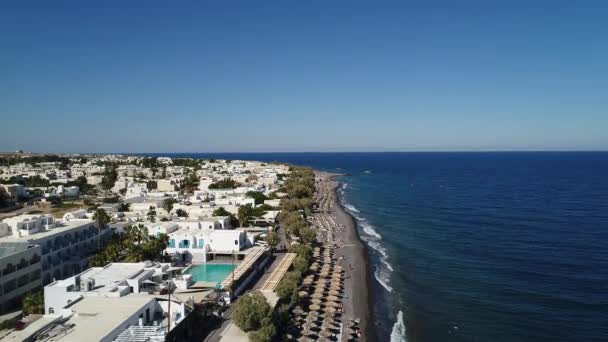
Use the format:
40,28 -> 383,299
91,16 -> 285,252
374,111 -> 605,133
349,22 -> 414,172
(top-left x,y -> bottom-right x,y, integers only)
390,310 -> 408,342
367,240 -> 389,259
382,258 -> 395,272
340,197 -> 394,296
360,222 -> 382,240
374,268 -> 393,292
343,203 -> 360,213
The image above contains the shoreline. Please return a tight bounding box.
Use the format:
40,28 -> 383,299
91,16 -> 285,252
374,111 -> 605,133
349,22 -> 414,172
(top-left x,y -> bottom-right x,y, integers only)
326,173 -> 377,341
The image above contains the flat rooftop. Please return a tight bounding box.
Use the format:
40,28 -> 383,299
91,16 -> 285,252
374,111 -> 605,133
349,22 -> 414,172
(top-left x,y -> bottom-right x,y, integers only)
50,262 -> 158,293
0,220 -> 93,243
3,295 -> 154,342
0,241 -> 37,258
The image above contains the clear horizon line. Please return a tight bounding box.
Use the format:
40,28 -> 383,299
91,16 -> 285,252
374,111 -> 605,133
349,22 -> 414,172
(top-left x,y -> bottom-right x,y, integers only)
4,149 -> 607,155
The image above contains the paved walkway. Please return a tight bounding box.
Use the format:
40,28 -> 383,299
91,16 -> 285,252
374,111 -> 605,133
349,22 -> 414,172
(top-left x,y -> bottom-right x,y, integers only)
260,253 -> 296,292
204,253 -> 285,342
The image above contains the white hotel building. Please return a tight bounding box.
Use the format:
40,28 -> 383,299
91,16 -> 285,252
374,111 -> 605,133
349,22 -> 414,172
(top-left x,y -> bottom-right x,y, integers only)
145,218 -> 254,263
0,214 -> 112,286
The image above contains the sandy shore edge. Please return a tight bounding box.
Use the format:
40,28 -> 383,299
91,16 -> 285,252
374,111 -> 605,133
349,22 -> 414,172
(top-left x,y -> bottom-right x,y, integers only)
327,173 -> 377,341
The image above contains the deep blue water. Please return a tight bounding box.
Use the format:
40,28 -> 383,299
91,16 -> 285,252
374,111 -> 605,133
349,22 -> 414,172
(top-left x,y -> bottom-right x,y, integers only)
142,152 -> 608,342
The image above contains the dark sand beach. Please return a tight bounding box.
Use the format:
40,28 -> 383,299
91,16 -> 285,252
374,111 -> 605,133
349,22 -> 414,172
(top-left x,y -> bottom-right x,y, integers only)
318,173 -> 376,341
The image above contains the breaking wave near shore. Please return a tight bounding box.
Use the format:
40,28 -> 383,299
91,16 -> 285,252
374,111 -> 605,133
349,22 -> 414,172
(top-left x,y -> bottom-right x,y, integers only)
338,183 -> 394,293
338,182 -> 407,342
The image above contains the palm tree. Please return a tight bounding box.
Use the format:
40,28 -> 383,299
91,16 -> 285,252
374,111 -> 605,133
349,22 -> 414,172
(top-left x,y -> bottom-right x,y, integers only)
92,208 -> 110,251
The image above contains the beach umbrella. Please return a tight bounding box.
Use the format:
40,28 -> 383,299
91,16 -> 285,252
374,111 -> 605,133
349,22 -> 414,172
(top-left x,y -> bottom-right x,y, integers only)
317,337 -> 332,342
298,290 -> 308,297
293,306 -> 304,315
326,295 -> 339,302
322,319 -> 337,330
344,327 -> 356,336
329,284 -> 342,290
325,301 -> 341,308
298,336 -> 314,342
311,298 -> 322,305
309,304 -> 321,311
328,290 -> 341,296
302,322 -> 317,330
319,330 -> 333,338
324,306 -> 337,314
301,329 -> 316,336
311,293 -> 324,299
307,312 -> 320,321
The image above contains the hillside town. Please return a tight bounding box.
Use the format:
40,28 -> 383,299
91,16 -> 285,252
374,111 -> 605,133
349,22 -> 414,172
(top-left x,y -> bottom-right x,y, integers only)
0,153 -> 364,342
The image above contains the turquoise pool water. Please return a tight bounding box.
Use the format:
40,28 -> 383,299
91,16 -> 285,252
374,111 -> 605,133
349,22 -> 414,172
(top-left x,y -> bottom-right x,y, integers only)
184,264 -> 236,283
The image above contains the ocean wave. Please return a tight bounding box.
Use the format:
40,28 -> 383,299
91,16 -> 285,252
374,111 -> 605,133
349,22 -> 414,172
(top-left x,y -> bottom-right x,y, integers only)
360,222 -> 382,240
343,203 -> 360,213
351,214 -> 367,222
390,310 -> 407,342
374,267 -> 393,292
382,258 -> 394,272
367,240 -> 388,259
339,196 -> 394,296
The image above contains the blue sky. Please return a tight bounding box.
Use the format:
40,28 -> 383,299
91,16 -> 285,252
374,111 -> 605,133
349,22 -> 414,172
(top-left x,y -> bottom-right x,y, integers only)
1,1 -> 607,153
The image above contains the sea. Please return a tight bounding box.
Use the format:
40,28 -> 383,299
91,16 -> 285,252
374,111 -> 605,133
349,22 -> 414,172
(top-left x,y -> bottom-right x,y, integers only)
142,152 -> 608,342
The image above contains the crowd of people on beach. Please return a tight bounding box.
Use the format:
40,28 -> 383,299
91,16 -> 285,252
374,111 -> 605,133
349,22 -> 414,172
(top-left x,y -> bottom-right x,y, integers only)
283,172 -> 364,341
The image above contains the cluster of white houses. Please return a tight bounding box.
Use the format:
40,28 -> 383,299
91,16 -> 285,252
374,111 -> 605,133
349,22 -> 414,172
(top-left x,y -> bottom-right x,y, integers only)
0,156 -> 289,340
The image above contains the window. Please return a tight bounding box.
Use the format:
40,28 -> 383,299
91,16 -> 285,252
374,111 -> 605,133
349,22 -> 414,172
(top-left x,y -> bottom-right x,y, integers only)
198,239 -> 204,248
49,307 -> 54,314
3,263 -> 15,276
169,239 -> 176,248
234,240 -> 238,245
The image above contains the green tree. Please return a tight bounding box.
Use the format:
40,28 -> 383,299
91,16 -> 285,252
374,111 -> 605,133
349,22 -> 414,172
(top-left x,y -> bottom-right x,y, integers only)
175,209 -> 188,218
233,291 -> 272,332
265,231 -> 280,249
299,226 -> 316,244
276,271 -> 300,300
248,322 -> 276,342
212,207 -> 231,216
237,204 -> 254,227
101,165 -> 118,190
92,208 -> 110,251
246,191 -> 268,205
163,198 -> 176,212
146,180 -> 157,191
208,178 -> 239,189
182,173 -> 199,193
22,291 -> 44,315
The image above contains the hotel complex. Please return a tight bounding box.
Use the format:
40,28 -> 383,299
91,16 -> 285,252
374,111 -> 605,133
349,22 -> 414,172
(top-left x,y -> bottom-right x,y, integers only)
0,155 -> 291,341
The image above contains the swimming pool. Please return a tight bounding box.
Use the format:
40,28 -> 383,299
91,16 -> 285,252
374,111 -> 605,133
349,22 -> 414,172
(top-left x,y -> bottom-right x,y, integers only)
184,264 -> 236,284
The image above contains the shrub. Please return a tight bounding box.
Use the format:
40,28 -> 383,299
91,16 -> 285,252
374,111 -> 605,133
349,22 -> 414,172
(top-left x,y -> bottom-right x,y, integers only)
233,291 -> 272,332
